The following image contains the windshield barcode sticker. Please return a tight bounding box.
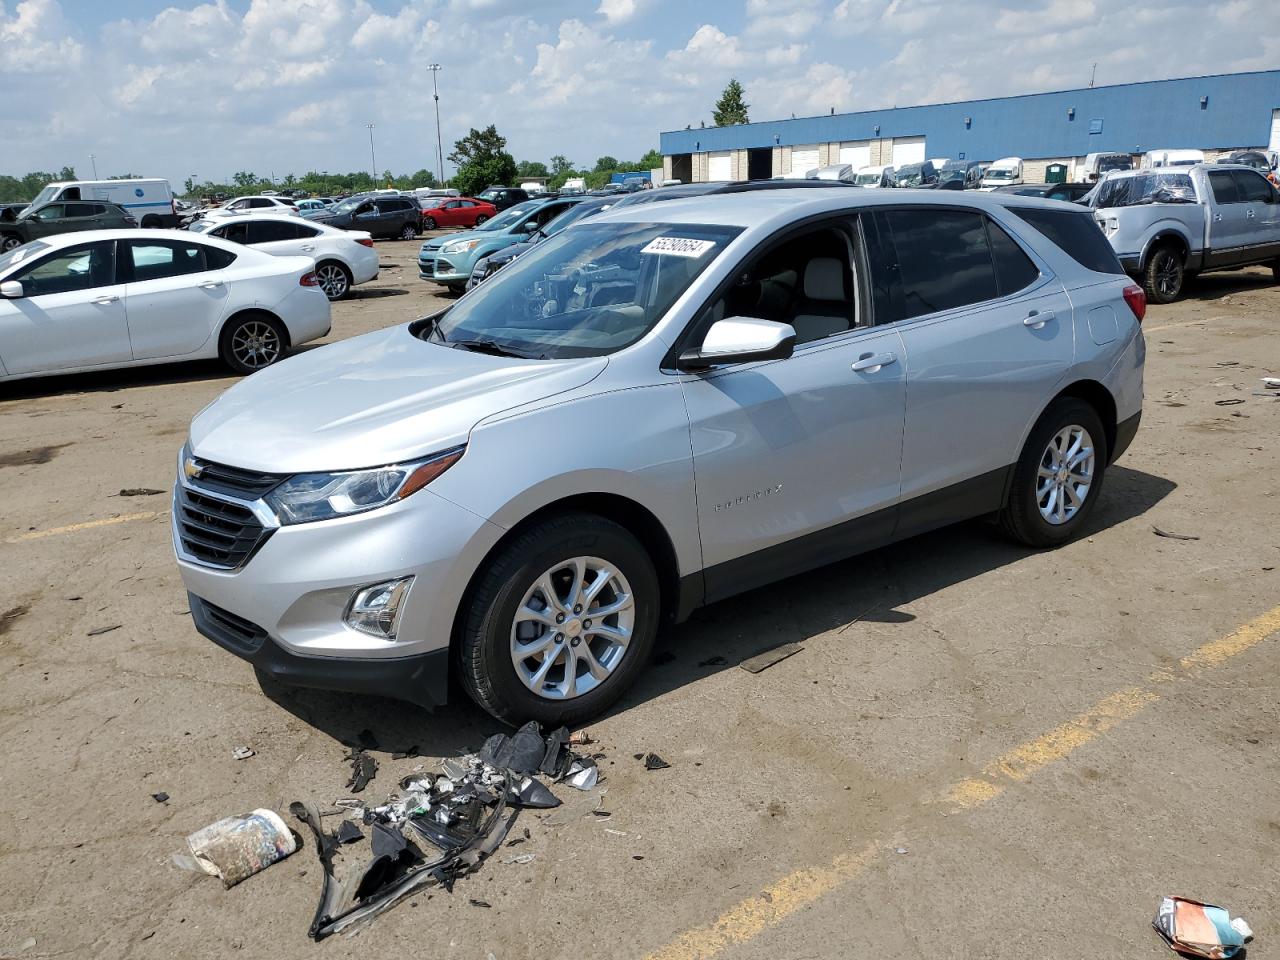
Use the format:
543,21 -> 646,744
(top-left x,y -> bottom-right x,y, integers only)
641,237 -> 716,258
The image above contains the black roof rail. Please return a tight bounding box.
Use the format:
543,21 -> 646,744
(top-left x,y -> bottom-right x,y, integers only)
711,179 -> 860,193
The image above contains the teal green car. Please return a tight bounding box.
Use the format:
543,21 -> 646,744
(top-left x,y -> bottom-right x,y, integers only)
418,196 -> 580,293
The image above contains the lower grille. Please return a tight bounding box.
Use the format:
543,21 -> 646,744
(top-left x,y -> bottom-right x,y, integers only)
176,485 -> 271,569
189,594 -> 267,656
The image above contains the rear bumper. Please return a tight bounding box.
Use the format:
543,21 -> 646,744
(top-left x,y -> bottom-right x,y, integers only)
1112,411 -> 1141,463
189,593 -> 449,707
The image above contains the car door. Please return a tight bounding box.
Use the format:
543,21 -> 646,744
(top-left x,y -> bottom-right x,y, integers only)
121,238 -> 233,359
437,200 -> 462,227
1232,169 -> 1280,257
60,202 -> 107,234
1204,169 -> 1248,265
0,240 -> 131,374
868,207 -> 1074,532
21,204 -> 65,241
678,214 -> 907,601
243,219 -> 311,256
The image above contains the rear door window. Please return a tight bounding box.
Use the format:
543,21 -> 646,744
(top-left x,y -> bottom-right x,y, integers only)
219,222 -> 249,244
247,220 -> 301,243
1207,171 -> 1240,204
64,203 -> 97,219
125,240 -> 212,281
1233,170 -> 1276,203
878,209 -> 999,319
1009,207 -> 1125,275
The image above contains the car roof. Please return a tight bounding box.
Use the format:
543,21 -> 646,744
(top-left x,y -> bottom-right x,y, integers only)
597,185 -> 1079,230
13,227 -> 272,256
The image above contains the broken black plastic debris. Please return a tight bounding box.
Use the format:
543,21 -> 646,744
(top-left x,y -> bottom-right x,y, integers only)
540,725 -> 571,777
345,748 -> 377,793
514,777 -> 561,809
391,745 -> 420,760
642,753 -> 671,771
151,792 -> 169,803
697,655 -> 727,667
336,821 -> 364,845
479,721 -> 546,775
469,899 -> 492,908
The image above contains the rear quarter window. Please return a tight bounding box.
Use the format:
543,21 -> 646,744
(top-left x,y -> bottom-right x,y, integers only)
1009,207 -> 1125,276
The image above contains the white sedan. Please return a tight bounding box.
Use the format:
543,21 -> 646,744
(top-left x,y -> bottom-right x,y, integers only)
201,196 -> 302,221
189,215 -> 379,300
0,229 -> 331,382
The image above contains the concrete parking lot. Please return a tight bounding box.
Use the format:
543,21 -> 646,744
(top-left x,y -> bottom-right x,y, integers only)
1,240 -> 1277,960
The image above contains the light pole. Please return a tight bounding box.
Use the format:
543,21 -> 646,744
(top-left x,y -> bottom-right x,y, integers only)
428,64 -> 444,184
89,154 -> 98,179
366,123 -> 377,183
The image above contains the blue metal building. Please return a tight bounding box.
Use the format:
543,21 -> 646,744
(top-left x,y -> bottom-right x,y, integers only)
659,69 -> 1280,182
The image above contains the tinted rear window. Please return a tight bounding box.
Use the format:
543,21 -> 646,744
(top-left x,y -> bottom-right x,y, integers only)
1010,207 -> 1124,275
879,209 -> 998,318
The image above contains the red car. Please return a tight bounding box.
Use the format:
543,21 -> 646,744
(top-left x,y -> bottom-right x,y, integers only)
419,196 -> 497,230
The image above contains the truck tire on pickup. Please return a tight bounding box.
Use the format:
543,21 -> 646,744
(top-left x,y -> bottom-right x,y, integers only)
1272,258 -> 1280,283
1143,244 -> 1184,304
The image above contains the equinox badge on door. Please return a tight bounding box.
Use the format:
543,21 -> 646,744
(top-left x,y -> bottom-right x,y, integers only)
714,483 -> 783,512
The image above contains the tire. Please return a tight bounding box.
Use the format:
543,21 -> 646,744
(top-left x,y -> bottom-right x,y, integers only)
474,214 -> 488,226
1143,244 -> 1184,304
141,215 -> 161,228
314,260 -> 352,301
1271,258 -> 1280,283
998,397 -> 1109,549
399,221 -> 418,240
457,513 -> 661,727
447,283 -> 466,296
422,216 -> 437,230
218,312 -> 288,375
1,234 -> 20,252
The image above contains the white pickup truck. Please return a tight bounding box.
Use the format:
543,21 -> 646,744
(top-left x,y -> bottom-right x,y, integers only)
1084,164 -> 1280,302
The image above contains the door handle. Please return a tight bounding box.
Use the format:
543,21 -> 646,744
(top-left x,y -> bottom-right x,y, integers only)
1213,213 -> 1223,222
300,244 -> 315,251
91,295 -> 119,304
1023,309 -> 1054,329
1245,209 -> 1256,219
851,352 -> 897,373
199,280 -> 223,289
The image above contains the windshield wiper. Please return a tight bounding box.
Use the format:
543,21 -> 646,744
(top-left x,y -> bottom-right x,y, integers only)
450,337 -> 545,360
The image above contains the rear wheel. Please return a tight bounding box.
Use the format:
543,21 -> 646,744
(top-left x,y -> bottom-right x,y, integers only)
141,215 -> 161,228
1143,244 -> 1184,304
474,214 -> 488,226
314,260 -> 352,300
219,313 -> 287,375
399,222 -> 417,240
422,216 -> 437,230
998,397 -> 1108,548
1,234 -> 20,252
457,513 -> 660,726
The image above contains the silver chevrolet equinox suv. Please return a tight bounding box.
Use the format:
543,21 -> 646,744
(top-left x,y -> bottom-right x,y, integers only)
174,186 -> 1146,726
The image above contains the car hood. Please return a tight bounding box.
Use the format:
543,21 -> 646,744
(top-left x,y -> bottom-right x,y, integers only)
189,324 -> 608,474
422,227 -> 513,252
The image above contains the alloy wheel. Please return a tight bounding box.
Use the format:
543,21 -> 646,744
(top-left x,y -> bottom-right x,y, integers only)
1155,252 -> 1180,298
400,223 -> 415,240
1,236 -> 19,252
510,556 -> 635,701
1036,424 -> 1095,525
475,215 -> 488,225
315,264 -> 349,300
230,320 -> 282,370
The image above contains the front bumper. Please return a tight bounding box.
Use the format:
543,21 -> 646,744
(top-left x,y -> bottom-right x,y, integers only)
190,593 -> 450,707
417,253 -> 469,283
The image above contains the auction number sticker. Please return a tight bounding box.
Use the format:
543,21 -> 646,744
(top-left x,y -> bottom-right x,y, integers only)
641,236 -> 716,258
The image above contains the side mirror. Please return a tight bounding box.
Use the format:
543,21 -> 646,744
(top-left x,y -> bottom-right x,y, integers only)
520,220 -> 539,232
0,280 -> 25,299
677,318 -> 795,370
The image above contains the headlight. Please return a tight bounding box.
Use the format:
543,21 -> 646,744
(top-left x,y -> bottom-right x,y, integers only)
442,239 -> 481,254
265,446 -> 464,525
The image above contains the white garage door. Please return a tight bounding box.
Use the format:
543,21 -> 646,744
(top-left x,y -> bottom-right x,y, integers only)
790,145 -> 819,174
707,151 -> 732,181
1270,108 -> 1280,153
839,140 -> 870,169
892,136 -> 926,167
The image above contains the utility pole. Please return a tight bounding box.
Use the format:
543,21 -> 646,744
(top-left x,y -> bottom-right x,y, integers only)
1089,62 -> 1097,88
89,154 -> 98,178
366,123 -> 377,182
428,64 -> 444,184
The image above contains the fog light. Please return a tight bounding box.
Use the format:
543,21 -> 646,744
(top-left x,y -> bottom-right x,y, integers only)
345,577 -> 414,640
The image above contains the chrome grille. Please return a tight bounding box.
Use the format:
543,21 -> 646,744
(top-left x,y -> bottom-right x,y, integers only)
176,485 -> 271,569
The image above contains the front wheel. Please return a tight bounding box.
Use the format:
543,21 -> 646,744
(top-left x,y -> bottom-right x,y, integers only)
447,283 -> 466,295
474,214 -> 488,226
422,216 -> 437,230
998,397 -> 1108,548
399,222 -> 418,240
1143,245 -> 1184,304
1,234 -> 21,252
457,514 -> 660,726
219,313 -> 287,375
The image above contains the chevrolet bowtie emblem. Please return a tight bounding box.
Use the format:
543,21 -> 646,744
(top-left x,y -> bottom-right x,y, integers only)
183,457 -> 203,481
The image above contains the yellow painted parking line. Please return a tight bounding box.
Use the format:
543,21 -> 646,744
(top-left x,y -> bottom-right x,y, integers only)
3,511 -> 163,544
644,603 -> 1280,960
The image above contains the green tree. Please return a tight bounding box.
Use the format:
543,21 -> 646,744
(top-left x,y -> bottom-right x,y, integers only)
449,125 -> 517,198
638,148 -> 663,168
549,154 -> 574,177
232,171 -> 257,187
57,165 -> 76,181
0,175 -> 25,202
183,176 -> 195,195
517,160 -> 549,178
712,78 -> 750,126
408,169 -> 439,189
593,155 -> 619,173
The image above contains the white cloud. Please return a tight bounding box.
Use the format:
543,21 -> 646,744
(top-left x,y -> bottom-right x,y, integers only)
0,0 -> 82,71
596,0 -> 642,24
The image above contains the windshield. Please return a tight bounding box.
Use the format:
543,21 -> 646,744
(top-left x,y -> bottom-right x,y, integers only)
0,239 -> 50,273
938,168 -> 968,183
421,198 -> 448,208
188,220 -> 215,233
333,197 -> 367,213
984,168 -> 1017,181
896,164 -> 928,186
477,189 -> 503,201
29,186 -> 58,207
1094,173 -> 1197,208
854,172 -> 881,185
427,221 -> 740,359
476,200 -> 540,232
1097,155 -> 1132,173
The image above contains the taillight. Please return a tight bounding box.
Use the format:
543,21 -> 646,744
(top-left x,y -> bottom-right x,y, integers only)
300,271 -> 321,287
125,216 -> 138,227
1122,283 -> 1146,324
356,238 -> 374,247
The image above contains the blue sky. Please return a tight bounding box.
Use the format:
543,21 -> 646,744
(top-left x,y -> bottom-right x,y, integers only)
2,0 -> 1274,186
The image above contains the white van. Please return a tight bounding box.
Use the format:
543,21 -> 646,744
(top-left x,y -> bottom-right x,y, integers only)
854,165 -> 896,188
814,164 -> 855,182
1080,152 -> 1134,181
562,177 -> 587,194
1142,149 -> 1205,168
413,188 -> 460,199
28,178 -> 177,226
980,157 -> 1023,190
